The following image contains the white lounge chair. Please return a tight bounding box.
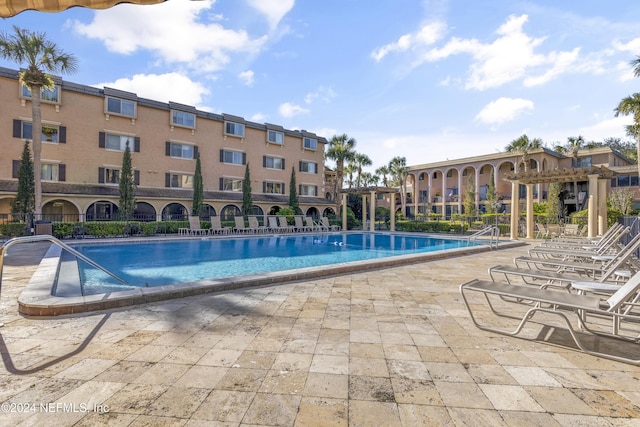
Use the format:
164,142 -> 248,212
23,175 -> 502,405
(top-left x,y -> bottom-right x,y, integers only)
179,216 -> 210,236
248,216 -> 266,233
210,216 -> 231,235
320,216 -> 340,232
234,216 -> 252,234
277,216 -> 294,232
460,270 -> 640,365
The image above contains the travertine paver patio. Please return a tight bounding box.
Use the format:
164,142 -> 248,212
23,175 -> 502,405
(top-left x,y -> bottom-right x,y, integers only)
1,241 -> 640,426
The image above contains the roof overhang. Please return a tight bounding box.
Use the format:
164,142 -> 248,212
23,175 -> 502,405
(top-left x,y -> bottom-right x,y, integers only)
504,166 -> 615,184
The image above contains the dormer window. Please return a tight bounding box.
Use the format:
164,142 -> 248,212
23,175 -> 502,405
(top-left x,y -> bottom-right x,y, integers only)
267,130 -> 284,145
171,110 -> 195,129
106,96 -> 136,118
21,84 -> 60,104
303,137 -> 317,150
225,121 -> 245,138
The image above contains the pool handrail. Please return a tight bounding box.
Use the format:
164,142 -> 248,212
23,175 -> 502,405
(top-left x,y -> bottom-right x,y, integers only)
0,235 -> 130,321
468,226 -> 499,249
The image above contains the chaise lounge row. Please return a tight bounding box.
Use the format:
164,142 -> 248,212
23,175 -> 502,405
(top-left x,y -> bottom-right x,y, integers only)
180,215 -> 340,236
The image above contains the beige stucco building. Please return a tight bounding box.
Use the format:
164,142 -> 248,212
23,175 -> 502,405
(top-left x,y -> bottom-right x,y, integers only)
0,67 -> 336,222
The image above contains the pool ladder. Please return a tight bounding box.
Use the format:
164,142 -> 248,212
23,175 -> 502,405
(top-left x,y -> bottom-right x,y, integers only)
468,226 -> 499,249
0,235 -> 129,325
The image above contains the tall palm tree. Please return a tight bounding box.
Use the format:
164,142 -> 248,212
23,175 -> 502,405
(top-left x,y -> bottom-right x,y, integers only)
566,135 -> 585,167
614,93 -> 640,180
505,134 -> 542,172
353,152 -> 372,188
325,133 -> 357,205
388,156 -> 408,215
375,165 -> 390,187
344,162 -> 356,189
0,26 -> 78,215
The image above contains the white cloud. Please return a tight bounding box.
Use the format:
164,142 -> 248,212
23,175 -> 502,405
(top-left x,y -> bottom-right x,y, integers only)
371,21 -> 446,62
475,97 -> 534,126
247,0 -> 295,29
238,70 -> 255,86
250,112 -> 268,122
613,38 -> 640,54
72,0 -> 267,73
279,102 -> 309,118
304,86 -> 337,104
95,72 -> 210,107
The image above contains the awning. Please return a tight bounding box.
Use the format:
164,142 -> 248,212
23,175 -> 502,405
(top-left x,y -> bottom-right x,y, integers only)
0,0 -> 166,17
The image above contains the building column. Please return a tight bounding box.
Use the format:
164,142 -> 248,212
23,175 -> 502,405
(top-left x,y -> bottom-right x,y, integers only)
390,193 -> 396,231
342,193 -> 348,231
510,180 -> 519,240
526,183 -> 534,239
412,174 -> 419,218
597,178 -> 607,235
587,174 -> 599,238
370,191 -> 376,232
362,194 -> 367,230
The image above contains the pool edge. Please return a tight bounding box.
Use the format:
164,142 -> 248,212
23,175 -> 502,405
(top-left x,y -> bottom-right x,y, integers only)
18,238 -> 527,317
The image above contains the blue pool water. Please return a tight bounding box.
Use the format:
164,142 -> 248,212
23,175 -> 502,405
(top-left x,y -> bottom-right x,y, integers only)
74,233 -> 481,294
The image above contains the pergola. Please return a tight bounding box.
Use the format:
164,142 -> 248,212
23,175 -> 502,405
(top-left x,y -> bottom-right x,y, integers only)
504,166 -> 614,240
339,187 -> 400,232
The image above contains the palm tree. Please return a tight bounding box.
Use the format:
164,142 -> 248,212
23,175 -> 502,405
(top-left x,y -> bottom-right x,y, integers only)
505,134 -> 542,172
389,156 -> 408,215
0,26 -> 78,215
614,93 -> 640,180
375,165 -> 390,187
566,135 -> 585,167
353,152 -> 372,188
325,133 -> 357,205
344,162 -> 356,189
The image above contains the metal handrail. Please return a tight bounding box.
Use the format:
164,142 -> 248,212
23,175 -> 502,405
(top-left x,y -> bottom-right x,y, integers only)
468,226 -> 499,249
0,235 -> 129,326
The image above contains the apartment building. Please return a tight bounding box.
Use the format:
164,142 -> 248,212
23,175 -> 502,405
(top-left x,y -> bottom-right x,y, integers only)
397,146 -> 636,218
0,67 -> 335,222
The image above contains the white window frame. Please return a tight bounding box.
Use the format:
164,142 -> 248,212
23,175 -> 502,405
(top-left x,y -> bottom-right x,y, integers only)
222,177 -> 243,192
265,156 -> 284,170
21,84 -> 60,104
300,184 -> 317,197
267,130 -> 284,145
303,137 -> 317,150
222,150 -> 245,165
265,181 -> 284,194
104,168 -> 120,184
169,173 -> 194,188
41,163 -> 59,182
225,121 -> 245,138
171,110 -> 196,129
105,134 -> 134,151
20,122 -> 60,143
106,96 -> 136,118
300,161 -> 317,174
170,142 -> 194,159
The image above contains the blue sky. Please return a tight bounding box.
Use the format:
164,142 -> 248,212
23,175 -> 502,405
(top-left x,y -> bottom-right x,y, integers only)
2,0 -> 640,171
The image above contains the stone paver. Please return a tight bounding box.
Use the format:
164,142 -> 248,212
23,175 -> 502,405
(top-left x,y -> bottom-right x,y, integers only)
1,241 -> 640,425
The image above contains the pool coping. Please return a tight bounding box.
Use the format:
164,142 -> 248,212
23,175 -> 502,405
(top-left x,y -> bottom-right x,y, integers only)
17,233 -> 526,317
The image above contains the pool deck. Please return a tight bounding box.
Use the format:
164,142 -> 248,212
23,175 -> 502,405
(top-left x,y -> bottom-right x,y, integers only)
1,240 -> 640,425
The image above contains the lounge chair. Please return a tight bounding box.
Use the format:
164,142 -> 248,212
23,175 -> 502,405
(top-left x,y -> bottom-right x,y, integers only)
268,216 -> 285,233
539,223 -> 622,247
248,216 -> 266,234
534,223 -> 549,239
490,232 -> 640,287
459,270 -> 640,364
277,216 -> 294,232
210,216 -> 231,235
179,216 -> 210,236
294,215 -> 313,232
320,216 -> 340,232
304,216 -> 320,232
529,226 -> 630,259
234,216 -> 252,234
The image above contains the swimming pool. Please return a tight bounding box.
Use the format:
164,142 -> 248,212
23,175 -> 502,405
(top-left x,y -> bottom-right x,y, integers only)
73,233 -> 481,295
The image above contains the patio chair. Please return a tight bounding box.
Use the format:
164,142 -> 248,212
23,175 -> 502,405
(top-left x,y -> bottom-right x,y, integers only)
320,216 -> 340,232
294,215 -> 312,232
268,216 -> 285,233
210,216 -> 231,235
490,232 -> 640,287
277,216 -> 294,232
180,216 -> 210,236
540,223 -> 622,247
529,226 -> 630,260
248,216 -> 266,234
234,216 -> 252,234
304,216 -> 321,232
534,223 -> 549,239
459,270 -> 640,365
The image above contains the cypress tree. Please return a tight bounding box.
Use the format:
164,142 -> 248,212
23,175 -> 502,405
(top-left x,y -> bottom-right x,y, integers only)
118,140 -> 135,220
486,168 -> 498,213
289,167 -> 299,213
242,163 -> 252,216
192,152 -> 203,217
11,140 -> 35,218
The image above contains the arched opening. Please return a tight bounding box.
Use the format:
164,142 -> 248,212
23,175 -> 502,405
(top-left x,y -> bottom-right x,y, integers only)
306,207 -> 320,219
133,202 -> 156,221
162,203 -> 188,221
42,199 -> 80,222
86,201 -> 119,221
250,205 -> 264,217
221,204 -> 241,221
268,205 -> 281,215
201,204 -> 216,218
